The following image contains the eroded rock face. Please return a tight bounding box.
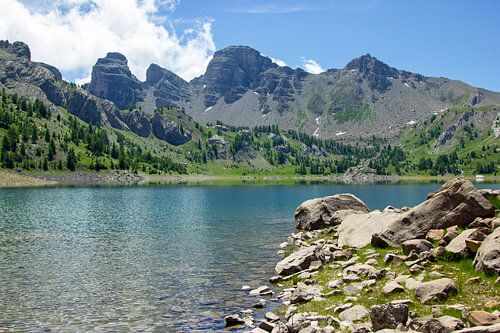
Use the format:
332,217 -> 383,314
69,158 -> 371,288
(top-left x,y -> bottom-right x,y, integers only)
123,110 -> 151,137
295,194 -> 369,231
372,178 -> 494,247
145,64 -> 191,109
473,227 -> 500,275
150,112 -> 191,146
89,52 -> 145,110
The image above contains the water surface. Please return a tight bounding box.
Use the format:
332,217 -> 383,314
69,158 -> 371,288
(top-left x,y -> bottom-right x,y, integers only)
0,183 -> 496,332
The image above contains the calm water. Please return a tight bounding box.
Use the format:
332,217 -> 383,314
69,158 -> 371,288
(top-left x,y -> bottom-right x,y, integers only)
0,183 -> 497,332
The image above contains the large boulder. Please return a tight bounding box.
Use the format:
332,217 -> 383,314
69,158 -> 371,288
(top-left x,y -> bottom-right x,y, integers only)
275,245 -> 318,276
338,210 -> 401,248
414,278 -> 457,304
473,227 -> 500,275
372,178 -> 494,247
295,194 -> 369,230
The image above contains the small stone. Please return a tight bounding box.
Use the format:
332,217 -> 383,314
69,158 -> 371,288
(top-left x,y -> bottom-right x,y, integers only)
265,312 -> 280,322
250,286 -> 272,296
465,239 -> 482,253
438,315 -> 465,331
241,309 -> 254,315
258,320 -> 275,332
332,303 -> 353,313
402,239 -> 433,255
253,300 -> 266,308
339,305 -> 369,322
225,314 -> 245,327
414,278 -> 457,304
468,311 -> 500,327
370,303 -> 409,331
327,279 -> 342,289
464,277 -> 481,285
383,281 -> 405,295
426,229 -> 445,242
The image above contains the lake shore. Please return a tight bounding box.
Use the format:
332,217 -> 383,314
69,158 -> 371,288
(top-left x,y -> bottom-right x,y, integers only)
0,170 -> 498,188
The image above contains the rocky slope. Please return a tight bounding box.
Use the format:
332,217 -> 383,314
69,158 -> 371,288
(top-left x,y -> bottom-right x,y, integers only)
229,178 -> 500,332
0,40 -> 192,146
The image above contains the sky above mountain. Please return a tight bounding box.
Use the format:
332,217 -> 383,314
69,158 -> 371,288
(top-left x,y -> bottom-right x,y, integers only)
1,0 -> 499,92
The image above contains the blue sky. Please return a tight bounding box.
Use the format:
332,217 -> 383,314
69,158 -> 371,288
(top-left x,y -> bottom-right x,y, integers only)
2,0 -> 499,91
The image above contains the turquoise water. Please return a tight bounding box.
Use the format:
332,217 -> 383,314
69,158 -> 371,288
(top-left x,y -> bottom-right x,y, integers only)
0,183 -> 497,332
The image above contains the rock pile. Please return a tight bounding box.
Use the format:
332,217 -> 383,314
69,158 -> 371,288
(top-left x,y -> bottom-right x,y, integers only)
232,178 -> 499,333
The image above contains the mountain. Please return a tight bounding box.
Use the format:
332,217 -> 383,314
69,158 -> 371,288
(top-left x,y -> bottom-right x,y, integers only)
85,44 -> 500,140
0,41 -> 191,146
0,40 -> 498,177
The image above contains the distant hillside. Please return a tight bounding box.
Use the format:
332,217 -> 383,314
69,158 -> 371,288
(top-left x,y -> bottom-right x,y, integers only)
0,39 -> 498,177
86,44 -> 500,140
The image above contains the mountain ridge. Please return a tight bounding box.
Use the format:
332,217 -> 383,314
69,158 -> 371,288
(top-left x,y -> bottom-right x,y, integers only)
1,39 -> 500,143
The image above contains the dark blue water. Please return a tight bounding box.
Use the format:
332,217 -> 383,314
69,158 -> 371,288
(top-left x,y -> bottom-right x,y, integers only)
0,183 -> 496,332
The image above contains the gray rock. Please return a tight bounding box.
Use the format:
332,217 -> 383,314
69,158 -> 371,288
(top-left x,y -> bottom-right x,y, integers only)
414,278 -> 457,304
473,227 -> 500,275
418,318 -> 450,333
382,281 -> 405,295
467,311 -> 500,327
295,194 -> 369,230
275,245 -> 318,276
402,239 -> 433,255
370,303 -> 409,331
438,315 -> 465,331
446,228 -> 487,257
339,305 -> 369,322
225,314 -> 245,326
454,323 -> 500,333
372,178 -> 494,247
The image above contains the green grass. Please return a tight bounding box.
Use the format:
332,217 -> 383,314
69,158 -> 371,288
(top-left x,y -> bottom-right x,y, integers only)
334,104 -> 375,124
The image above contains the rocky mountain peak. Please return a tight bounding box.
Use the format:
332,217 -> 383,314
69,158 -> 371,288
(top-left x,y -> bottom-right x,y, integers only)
0,40 -> 31,60
345,54 -> 400,92
146,63 -> 185,85
89,52 -> 144,109
201,45 -> 277,106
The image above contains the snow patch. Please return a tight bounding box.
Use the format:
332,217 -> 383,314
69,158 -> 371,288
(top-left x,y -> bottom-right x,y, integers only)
313,127 -> 320,137
203,106 -> 212,113
254,91 -> 259,95
403,82 -> 410,88
406,120 -> 417,125
315,116 -> 321,125
203,84 -> 206,89
335,131 -> 346,136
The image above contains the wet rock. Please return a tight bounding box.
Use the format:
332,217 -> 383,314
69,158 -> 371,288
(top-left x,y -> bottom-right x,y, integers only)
339,305 -> 369,322
265,312 -> 280,322
253,299 -> 266,308
370,303 -> 409,331
275,245 -> 318,276
402,239 -> 433,255
250,286 -> 272,296
473,227 -> 500,275
259,320 -> 276,332
468,311 -> 500,327
225,314 -> 245,327
414,278 -> 457,304
295,194 -> 369,230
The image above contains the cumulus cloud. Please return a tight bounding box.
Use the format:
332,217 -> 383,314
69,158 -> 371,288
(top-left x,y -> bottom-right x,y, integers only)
302,58 -> 325,74
270,57 -> 287,67
0,0 -> 216,82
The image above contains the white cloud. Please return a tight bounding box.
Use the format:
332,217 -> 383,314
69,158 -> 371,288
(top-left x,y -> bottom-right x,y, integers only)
302,58 -> 325,74
270,57 -> 287,67
0,0 -> 215,82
